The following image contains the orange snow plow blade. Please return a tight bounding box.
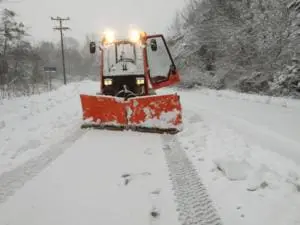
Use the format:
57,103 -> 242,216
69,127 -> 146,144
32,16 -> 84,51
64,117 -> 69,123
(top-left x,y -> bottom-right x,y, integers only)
128,94 -> 182,134
79,94 -> 183,134
80,94 -> 127,130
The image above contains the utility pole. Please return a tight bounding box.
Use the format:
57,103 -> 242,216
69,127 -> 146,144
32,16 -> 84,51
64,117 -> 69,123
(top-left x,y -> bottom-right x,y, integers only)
51,16 -> 70,85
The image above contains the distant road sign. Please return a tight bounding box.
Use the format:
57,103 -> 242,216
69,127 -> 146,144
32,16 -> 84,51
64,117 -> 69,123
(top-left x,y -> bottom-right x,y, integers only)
44,67 -> 57,72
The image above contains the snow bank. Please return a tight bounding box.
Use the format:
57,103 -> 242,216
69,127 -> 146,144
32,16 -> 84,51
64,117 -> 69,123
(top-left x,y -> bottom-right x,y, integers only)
0,80 -> 99,175
177,86 -> 300,109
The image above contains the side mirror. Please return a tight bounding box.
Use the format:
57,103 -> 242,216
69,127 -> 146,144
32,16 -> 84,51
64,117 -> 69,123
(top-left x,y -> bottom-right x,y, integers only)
90,42 -> 96,54
150,39 -> 157,51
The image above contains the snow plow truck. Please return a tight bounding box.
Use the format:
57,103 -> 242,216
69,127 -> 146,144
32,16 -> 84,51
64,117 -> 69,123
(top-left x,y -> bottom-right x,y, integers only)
79,29 -> 183,134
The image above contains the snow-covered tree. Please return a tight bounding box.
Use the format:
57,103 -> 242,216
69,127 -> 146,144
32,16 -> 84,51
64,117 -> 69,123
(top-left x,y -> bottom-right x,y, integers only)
168,0 -> 300,97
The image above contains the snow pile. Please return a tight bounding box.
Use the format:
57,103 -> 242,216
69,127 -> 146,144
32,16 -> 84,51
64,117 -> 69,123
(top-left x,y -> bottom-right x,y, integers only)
0,80 -> 98,175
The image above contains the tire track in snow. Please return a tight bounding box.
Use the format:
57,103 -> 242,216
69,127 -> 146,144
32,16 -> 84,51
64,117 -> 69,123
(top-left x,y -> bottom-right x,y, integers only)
162,134 -> 222,225
0,125 -> 87,204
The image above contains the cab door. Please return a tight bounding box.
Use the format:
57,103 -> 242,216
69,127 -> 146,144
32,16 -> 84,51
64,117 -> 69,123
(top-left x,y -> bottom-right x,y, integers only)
144,35 -> 180,90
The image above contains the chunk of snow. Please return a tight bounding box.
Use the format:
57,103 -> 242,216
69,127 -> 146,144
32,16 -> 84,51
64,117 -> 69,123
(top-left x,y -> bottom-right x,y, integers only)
214,157 -> 252,181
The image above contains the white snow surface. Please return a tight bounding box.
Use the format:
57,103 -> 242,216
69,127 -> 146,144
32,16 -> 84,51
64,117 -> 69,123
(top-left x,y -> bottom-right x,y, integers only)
0,130 -> 179,225
165,87 -> 300,225
0,80 -> 300,225
0,80 -> 98,174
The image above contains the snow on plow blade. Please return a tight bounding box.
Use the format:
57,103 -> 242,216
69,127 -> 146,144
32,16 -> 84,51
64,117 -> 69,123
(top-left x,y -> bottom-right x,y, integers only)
128,94 -> 182,134
80,94 -> 183,134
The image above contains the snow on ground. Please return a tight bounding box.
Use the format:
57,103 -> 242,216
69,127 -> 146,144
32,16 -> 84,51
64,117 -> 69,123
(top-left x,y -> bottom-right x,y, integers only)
181,86 -> 300,109
0,80 -> 300,225
0,130 -> 180,225
162,88 -> 300,225
0,80 -> 99,175
173,87 -> 300,163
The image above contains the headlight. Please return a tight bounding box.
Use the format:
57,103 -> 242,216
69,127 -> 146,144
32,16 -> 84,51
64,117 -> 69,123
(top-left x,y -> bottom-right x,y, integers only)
136,77 -> 144,85
104,78 -> 112,85
102,29 -> 115,44
129,29 -> 141,43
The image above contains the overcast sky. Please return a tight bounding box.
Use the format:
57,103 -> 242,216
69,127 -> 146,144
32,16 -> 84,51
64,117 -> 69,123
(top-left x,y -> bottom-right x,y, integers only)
2,0 -> 185,44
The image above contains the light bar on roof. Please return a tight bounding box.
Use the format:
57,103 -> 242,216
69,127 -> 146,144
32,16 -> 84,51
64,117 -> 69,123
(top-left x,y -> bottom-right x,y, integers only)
102,29 -> 115,44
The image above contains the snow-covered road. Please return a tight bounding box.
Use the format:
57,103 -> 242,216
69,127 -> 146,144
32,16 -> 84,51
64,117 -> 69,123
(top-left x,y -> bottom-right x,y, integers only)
0,80 -> 300,225
0,130 -> 181,225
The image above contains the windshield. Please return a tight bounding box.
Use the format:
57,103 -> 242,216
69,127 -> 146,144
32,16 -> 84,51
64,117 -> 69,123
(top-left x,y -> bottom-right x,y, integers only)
103,42 -> 144,76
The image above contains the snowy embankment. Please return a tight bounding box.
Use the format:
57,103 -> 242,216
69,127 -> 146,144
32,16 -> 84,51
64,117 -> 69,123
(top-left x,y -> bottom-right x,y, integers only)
182,86 -> 300,108
0,80 -> 99,175
0,80 -> 300,225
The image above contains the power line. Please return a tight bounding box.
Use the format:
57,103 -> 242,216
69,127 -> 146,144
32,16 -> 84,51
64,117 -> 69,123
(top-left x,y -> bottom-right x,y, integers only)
51,16 -> 70,85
